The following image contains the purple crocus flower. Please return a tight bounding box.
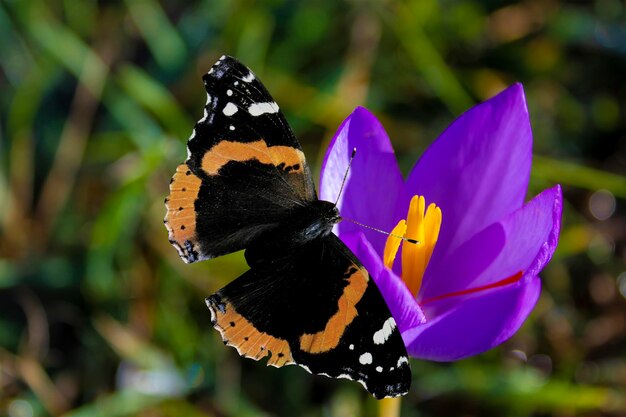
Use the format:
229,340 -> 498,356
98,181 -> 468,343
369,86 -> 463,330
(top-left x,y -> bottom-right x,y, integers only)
320,84 -> 562,361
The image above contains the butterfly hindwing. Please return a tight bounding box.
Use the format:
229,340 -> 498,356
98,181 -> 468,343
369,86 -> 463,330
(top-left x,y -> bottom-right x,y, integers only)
165,56 -> 316,263
206,233 -> 411,399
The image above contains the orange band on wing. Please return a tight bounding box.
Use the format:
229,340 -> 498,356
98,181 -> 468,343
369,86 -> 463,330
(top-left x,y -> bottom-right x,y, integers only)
299,266 -> 369,354
208,296 -> 294,367
164,164 -> 202,262
201,139 -> 305,176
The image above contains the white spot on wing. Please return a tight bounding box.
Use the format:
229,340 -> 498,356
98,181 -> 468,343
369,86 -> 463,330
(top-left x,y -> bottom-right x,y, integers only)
397,356 -> 409,367
359,352 -> 372,365
349,344 -> 354,350
376,366 -> 383,373
206,93 -> 212,105
206,299 -> 216,323
248,102 -> 279,116
227,89 -> 233,96
199,108 -> 209,123
242,72 -> 255,82
234,81 -> 239,86
223,102 -> 238,116
229,125 -> 235,131
373,317 -> 397,345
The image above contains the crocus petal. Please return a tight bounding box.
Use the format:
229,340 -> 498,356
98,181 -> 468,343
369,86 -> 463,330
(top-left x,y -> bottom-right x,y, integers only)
403,275 -> 541,361
401,186 -> 561,361
402,84 -> 532,262
320,107 -> 404,254
341,231 -> 426,333
420,185 -> 562,301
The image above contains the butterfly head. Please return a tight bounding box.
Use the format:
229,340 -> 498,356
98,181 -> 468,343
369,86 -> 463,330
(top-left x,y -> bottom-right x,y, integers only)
288,200 -> 341,244
316,199 -> 342,227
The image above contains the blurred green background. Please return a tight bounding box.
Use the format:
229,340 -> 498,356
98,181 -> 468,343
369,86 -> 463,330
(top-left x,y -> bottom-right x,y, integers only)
1,0 -> 625,416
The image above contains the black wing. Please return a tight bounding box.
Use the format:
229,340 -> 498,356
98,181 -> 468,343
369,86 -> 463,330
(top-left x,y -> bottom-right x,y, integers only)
165,56 -> 316,263
206,233 -> 411,399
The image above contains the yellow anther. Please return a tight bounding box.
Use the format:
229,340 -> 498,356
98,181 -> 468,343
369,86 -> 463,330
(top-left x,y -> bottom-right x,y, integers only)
383,195 -> 442,297
423,203 -> 442,270
383,220 -> 407,269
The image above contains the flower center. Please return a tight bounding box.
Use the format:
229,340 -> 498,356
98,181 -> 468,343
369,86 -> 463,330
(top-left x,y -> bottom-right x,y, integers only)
383,195 -> 442,296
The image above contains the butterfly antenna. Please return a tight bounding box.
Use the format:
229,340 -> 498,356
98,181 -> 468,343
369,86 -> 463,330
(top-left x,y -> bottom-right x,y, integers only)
334,147 -> 357,207
342,217 -> 420,245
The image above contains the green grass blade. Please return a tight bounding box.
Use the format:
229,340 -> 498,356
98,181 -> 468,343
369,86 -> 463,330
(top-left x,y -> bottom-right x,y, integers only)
117,64 -> 194,138
123,0 -> 187,70
533,155 -> 626,197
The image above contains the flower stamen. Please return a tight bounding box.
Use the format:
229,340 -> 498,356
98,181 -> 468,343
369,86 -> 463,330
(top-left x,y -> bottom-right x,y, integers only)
402,196 -> 442,296
384,195 -> 442,297
383,220 -> 407,269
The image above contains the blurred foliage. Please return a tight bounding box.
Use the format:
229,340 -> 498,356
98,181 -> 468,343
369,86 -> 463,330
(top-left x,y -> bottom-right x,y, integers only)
1,0 -> 625,416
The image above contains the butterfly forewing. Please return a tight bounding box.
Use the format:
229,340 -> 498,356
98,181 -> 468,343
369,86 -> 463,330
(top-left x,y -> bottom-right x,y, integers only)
165,56 -> 315,262
188,56 -> 315,201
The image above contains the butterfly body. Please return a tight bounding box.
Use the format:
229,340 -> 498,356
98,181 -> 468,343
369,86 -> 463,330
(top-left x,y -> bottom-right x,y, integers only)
165,56 -> 411,399
266,199 -> 339,243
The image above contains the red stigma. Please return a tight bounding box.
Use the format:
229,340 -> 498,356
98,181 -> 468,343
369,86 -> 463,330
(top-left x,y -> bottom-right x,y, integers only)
421,271 -> 524,305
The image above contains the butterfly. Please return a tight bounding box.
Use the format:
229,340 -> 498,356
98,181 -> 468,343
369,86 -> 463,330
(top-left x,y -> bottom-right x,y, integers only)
164,55 -> 410,399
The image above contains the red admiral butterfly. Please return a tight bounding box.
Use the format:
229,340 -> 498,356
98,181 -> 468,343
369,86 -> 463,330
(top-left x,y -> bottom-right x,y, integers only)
164,56 -> 410,398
